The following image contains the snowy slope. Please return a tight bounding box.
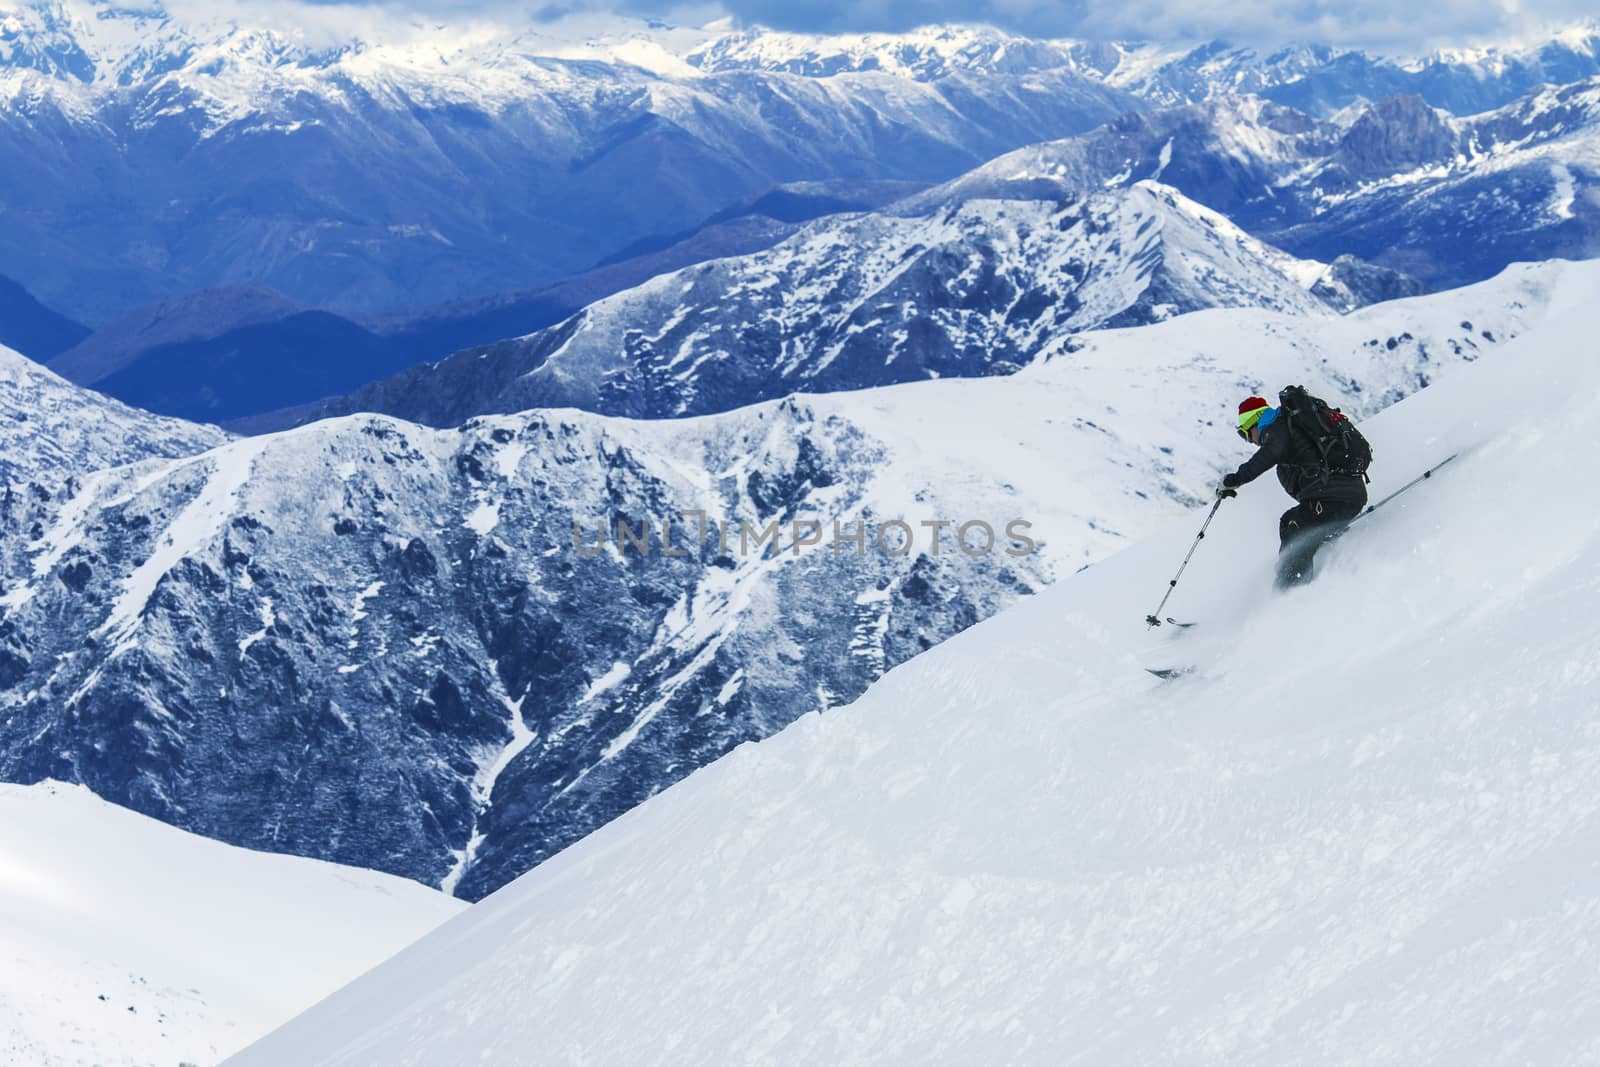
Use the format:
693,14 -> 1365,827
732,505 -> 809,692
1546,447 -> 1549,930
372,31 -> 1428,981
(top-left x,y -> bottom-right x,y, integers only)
285,180 -> 1338,428
225,262 -> 1600,1066
0,780 -> 463,1067
0,340 -> 227,486
1,260 -> 1588,909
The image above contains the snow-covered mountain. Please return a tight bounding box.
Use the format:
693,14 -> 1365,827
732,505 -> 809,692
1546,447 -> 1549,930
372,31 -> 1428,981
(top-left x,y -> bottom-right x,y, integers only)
684,23 -> 1600,118
3,2 -> 1598,324
0,779 -> 462,1067
231,76 -> 1594,434
920,94 -> 1339,221
1275,81 -> 1600,287
1113,31 -> 1600,115
225,263 -> 1600,1067
278,180 -> 1341,429
685,24 -> 1126,81
934,79 -> 1600,289
0,1 -> 1134,323
2,260 -> 1587,904
0,397 -> 1060,903
0,341 -> 227,487
1262,27 -> 1600,116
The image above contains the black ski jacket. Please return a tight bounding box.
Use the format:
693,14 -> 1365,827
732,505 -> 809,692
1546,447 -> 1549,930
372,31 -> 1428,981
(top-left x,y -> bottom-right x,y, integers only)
1231,415 -> 1368,506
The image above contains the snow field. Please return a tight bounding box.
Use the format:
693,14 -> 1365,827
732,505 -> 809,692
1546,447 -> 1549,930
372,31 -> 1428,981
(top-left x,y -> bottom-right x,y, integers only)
0,782 -> 463,1067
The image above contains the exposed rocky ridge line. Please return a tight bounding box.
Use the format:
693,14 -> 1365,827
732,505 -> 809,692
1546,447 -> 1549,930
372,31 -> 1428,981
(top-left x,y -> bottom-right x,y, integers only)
0,342 -> 227,488
270,180 -> 1339,431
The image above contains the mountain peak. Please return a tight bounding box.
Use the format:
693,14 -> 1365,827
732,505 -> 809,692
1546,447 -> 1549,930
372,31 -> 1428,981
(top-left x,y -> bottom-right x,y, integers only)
1327,93 -> 1460,185
279,177 -> 1334,430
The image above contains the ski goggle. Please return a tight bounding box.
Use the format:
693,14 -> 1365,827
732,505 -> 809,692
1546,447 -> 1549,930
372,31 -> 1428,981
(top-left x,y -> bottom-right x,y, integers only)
1236,406 -> 1268,440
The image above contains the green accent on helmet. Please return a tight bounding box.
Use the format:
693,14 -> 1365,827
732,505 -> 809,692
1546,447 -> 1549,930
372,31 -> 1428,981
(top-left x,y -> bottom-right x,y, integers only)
1238,405 -> 1269,433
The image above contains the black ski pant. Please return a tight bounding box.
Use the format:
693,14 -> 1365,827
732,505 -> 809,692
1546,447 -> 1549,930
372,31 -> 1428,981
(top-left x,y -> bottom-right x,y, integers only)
1276,496 -> 1365,589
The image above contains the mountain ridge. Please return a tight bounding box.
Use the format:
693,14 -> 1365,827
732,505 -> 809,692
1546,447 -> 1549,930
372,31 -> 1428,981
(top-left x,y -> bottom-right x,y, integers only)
0,341 -> 227,488
49,179 -> 924,422
0,3 -> 1139,322
262,179 -> 1343,431
0,272 -> 88,360
1,259 -> 1585,903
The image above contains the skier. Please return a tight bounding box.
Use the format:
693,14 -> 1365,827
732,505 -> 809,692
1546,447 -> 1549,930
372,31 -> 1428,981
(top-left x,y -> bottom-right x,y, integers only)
1219,390 -> 1371,589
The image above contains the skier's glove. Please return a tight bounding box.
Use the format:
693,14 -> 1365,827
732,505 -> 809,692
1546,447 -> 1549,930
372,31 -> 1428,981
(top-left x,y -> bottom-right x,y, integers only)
1216,476 -> 1239,499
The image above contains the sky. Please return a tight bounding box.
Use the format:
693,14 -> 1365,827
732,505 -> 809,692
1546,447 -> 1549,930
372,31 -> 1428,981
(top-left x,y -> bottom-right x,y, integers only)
142,0 -> 1599,56
522,0 -> 1600,49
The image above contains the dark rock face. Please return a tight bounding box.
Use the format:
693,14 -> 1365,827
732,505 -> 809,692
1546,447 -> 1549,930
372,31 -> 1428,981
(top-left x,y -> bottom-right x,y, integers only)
1311,255 -> 1428,312
0,404 -> 1054,900
1325,95 -> 1461,188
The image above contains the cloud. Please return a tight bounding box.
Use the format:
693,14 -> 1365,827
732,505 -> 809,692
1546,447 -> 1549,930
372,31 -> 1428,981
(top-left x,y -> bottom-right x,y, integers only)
233,0 -> 1600,52
647,0 -> 1088,37
1063,0 -> 1600,49
599,0 -> 1598,50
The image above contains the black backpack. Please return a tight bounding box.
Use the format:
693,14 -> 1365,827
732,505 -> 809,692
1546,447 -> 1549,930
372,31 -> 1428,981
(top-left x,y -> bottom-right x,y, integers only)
1278,385 -> 1372,486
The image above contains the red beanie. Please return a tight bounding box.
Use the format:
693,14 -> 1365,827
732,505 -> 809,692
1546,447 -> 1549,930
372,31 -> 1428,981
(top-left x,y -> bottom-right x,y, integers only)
1238,396 -> 1269,417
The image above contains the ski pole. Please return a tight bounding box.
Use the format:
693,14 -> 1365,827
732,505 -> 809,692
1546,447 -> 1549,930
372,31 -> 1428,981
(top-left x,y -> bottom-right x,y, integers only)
1352,451 -> 1461,523
1146,496 -> 1225,628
